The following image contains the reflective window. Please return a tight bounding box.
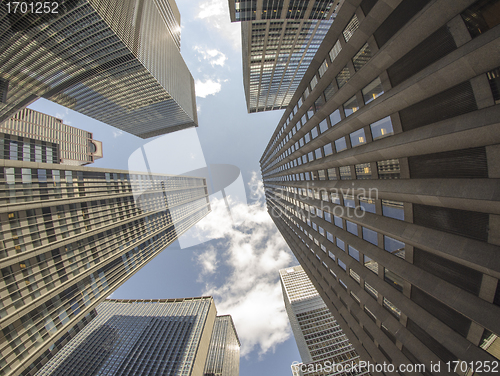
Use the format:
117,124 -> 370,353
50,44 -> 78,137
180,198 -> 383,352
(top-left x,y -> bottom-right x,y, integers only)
363,227 -> 378,245
329,109 -> 341,127
385,268 -> 404,292
346,220 -> 358,235
339,166 -> 352,180
336,66 -> 351,88
370,116 -> 394,140
377,159 -> 400,179
336,238 -> 345,251
348,246 -> 360,261
350,128 -> 366,147
382,200 -> 404,220
352,43 -> 372,71
355,163 -> 372,179
363,77 -> 384,104
364,255 -> 378,274
384,236 -> 405,259
335,137 -> 347,152
344,95 -> 359,116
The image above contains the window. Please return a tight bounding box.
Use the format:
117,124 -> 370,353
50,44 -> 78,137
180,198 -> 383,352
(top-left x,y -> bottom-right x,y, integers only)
334,216 -> 343,228
352,43 -> 372,71
362,227 -> 378,245
362,77 -> 384,104
338,259 -> 347,271
343,195 -> 355,208
382,200 -> 404,220
329,251 -> 336,261
336,66 -> 351,88
355,163 -> 372,179
384,236 -> 405,259
370,116 -> 394,139
385,268 -> 404,292
343,14 -> 359,42
383,297 -> 401,319
348,246 -> 360,261
364,255 -> 378,274
329,109 -> 341,127
359,197 -> 376,213
336,238 -> 345,251
350,128 -> 366,147
319,119 -> 329,133
339,166 -> 352,180
343,95 -> 359,116
377,158 -> 401,179
327,168 -> 337,180
350,269 -> 361,283
346,220 -> 358,235
365,282 -> 378,298
323,143 -> 333,156
334,137 -> 347,152
329,39 -> 342,62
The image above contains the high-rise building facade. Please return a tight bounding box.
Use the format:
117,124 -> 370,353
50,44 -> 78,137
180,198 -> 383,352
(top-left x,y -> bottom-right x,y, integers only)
1,108 -> 102,165
230,1 -> 344,112
262,0 -> 500,374
281,265 -> 368,376
204,315 -> 240,376
33,298 -> 218,376
0,0 -> 197,138
0,160 -> 210,376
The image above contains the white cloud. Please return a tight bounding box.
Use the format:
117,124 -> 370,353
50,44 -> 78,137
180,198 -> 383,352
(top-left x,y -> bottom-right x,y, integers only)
194,46 -> 228,67
113,130 -> 123,138
197,247 -> 218,278
195,79 -> 222,98
196,0 -> 241,49
192,173 -> 294,357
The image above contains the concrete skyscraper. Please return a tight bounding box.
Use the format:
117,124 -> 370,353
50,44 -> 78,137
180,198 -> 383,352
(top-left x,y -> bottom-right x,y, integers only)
262,0 -> 500,374
0,0 -> 197,138
229,0 -> 344,112
0,160 -> 210,376
204,315 -> 240,376
1,108 -> 103,166
281,265 -> 369,376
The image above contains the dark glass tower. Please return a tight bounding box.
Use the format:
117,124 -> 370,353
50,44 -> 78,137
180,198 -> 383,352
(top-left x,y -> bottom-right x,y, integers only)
34,298 -> 218,376
0,0 -> 197,138
261,0 -> 500,373
204,315 -> 240,376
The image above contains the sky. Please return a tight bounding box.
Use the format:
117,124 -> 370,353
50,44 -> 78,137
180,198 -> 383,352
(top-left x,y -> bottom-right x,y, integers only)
27,0 -> 303,374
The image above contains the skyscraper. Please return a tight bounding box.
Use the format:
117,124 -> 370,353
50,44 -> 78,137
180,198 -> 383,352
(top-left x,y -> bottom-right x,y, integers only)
280,265 -> 368,376
204,315 -> 240,376
262,0 -> 500,373
229,0 -> 344,112
1,108 -> 103,165
0,160 -> 210,376
0,0 -> 197,138
33,298 -> 219,376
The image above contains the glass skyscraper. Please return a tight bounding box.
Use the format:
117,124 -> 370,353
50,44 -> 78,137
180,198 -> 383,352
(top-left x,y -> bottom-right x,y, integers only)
0,0 -> 197,138
230,1 -> 344,112
204,315 -> 240,376
262,0 -> 500,373
280,265 -> 368,376
1,108 -> 102,166
33,298 -> 220,376
0,160 -> 210,376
